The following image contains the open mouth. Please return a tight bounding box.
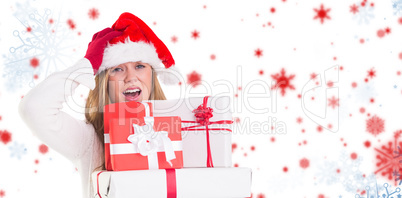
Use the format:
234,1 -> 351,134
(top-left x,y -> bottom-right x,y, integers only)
123,87 -> 142,101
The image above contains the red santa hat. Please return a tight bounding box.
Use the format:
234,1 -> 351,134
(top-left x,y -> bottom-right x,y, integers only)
98,12 -> 179,85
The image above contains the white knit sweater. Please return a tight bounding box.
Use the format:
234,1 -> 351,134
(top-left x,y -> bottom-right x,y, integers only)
18,58 -> 103,198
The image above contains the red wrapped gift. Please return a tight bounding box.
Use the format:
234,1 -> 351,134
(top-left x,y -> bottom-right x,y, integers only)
104,102 -> 153,171
109,116 -> 183,171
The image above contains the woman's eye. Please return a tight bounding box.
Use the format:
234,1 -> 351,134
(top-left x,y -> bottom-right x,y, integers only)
112,67 -> 123,72
136,65 -> 145,69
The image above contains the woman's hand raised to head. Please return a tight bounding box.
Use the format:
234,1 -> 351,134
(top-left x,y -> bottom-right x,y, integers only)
84,28 -> 123,75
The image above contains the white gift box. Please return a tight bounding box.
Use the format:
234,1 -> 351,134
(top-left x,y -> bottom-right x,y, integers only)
147,96 -> 233,168
92,167 -> 252,198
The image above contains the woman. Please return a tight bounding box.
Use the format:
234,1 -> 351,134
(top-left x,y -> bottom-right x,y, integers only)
18,12 -> 178,198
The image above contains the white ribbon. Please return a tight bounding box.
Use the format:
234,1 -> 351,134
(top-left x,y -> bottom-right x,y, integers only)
127,117 -> 176,168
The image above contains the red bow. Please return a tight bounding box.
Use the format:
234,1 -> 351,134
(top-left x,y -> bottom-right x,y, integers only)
182,96 -> 233,167
193,105 -> 213,126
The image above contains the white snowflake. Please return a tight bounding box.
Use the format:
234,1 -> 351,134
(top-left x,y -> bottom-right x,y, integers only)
355,182 -> 401,198
13,2 -> 37,22
347,173 -> 386,197
3,2 -> 76,92
353,3 -> 375,25
392,0 -> 402,16
315,159 -> 340,185
315,151 -> 385,195
350,81 -> 378,104
9,142 -> 27,160
2,50 -> 36,90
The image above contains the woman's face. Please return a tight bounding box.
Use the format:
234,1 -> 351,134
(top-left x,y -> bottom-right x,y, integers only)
108,62 -> 153,103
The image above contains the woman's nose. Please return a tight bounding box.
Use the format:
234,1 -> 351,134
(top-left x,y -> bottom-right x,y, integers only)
124,68 -> 139,83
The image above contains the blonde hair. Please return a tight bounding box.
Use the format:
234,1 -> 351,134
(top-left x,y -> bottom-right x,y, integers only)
85,68 -> 166,171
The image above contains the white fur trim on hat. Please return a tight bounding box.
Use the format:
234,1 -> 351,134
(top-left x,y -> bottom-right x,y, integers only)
98,39 -> 180,85
98,39 -> 162,73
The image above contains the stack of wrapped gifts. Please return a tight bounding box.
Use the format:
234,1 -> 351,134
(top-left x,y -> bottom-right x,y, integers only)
92,96 -> 252,197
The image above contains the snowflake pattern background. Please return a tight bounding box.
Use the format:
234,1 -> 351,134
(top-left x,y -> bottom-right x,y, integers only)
8,142 -> 27,160
2,1 -> 77,92
351,1 -> 375,25
393,0 -> 402,16
1,0 -> 402,198
315,151 -> 385,195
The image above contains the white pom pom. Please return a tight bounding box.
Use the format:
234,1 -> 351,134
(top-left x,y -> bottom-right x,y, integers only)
156,66 -> 183,85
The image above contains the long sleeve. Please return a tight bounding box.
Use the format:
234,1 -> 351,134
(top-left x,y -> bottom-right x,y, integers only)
18,58 -> 97,163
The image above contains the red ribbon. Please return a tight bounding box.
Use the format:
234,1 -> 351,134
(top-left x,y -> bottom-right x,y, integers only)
96,171 -> 104,198
166,169 -> 177,198
181,96 -> 233,167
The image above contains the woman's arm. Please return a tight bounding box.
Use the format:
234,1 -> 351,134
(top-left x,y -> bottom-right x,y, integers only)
18,58 -> 96,162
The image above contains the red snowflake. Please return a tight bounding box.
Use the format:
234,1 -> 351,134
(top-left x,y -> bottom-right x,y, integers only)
377,29 -> 385,38
385,27 -> 391,34
88,8 -> 100,20
310,73 -> 318,80
318,194 -> 326,198
350,4 -> 359,14
313,4 -> 331,24
327,81 -> 334,87
367,68 -> 376,79
270,7 -> 276,13
374,130 -> 402,185
191,30 -> 200,39
67,19 -> 76,30
328,96 -> 339,109
210,54 -> 216,60
49,18 -> 54,24
0,190 -> 4,198
271,68 -> 295,96
254,48 -> 263,58
296,117 -> 303,124
171,36 -> 178,43
256,193 -> 266,198
30,57 -> 39,68
351,152 -> 358,160
364,140 -> 371,148
0,130 -> 12,145
366,115 -> 385,136
187,71 -> 202,87
27,27 -> 32,32
300,158 -> 310,169
39,144 -> 49,154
